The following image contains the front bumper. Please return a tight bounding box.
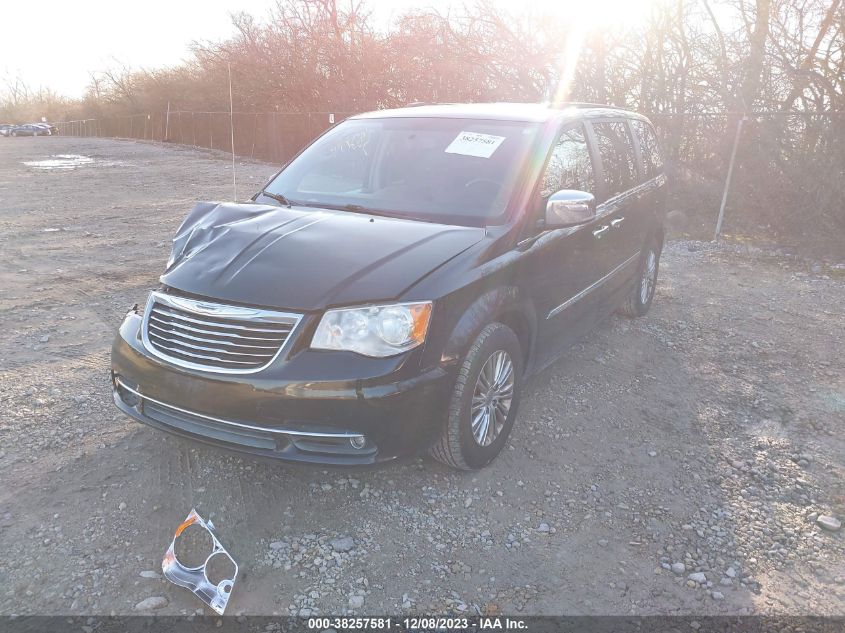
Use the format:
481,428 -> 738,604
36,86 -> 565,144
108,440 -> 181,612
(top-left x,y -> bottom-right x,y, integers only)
111,311 -> 452,465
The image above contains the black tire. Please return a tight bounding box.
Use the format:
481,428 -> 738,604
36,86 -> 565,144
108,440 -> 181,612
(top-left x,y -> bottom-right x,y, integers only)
618,234 -> 661,318
430,322 -> 523,470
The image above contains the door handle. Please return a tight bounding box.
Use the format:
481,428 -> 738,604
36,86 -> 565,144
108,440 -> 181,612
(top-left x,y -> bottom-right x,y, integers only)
610,217 -> 625,228
592,225 -> 610,239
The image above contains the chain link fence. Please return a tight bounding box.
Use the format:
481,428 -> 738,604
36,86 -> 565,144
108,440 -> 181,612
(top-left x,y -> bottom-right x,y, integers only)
649,112 -> 845,251
56,111 -> 354,164
56,110 -> 845,255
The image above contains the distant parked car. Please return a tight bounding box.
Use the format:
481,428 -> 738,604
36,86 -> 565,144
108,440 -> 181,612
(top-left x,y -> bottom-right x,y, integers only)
9,124 -> 51,136
0,124 -> 14,137
34,123 -> 59,135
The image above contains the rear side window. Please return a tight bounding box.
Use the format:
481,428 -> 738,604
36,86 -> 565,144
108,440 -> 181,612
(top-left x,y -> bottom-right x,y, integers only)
631,120 -> 664,179
540,124 -> 595,198
591,121 -> 637,198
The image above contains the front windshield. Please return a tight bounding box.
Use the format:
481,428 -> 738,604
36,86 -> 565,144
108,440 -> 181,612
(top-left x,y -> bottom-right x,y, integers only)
259,117 -> 540,226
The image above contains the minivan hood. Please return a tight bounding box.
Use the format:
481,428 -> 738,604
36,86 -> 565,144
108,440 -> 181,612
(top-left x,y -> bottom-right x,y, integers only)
160,202 -> 485,311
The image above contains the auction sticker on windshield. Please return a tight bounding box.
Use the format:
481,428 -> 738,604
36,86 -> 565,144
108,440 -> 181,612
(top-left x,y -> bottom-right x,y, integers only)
445,131 -> 506,158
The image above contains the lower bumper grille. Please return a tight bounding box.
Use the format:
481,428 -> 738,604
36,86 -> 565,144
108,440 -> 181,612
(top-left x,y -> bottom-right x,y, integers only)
141,291 -> 301,373
143,400 -> 280,450
113,377 -> 376,460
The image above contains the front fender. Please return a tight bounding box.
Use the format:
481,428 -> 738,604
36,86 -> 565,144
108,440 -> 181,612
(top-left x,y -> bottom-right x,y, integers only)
439,287 -> 536,368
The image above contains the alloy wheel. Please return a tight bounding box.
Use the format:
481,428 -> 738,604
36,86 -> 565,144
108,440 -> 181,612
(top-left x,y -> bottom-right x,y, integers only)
640,249 -> 657,304
470,350 -> 515,446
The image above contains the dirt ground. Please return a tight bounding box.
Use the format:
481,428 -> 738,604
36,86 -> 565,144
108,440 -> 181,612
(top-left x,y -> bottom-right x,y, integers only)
0,136 -> 843,617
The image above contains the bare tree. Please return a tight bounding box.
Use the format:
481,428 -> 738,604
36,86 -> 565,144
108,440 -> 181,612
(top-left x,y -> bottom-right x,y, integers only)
39,0 -> 844,250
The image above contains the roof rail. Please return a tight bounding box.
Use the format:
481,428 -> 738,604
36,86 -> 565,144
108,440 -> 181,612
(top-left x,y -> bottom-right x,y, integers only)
405,101 -> 455,107
544,101 -> 629,110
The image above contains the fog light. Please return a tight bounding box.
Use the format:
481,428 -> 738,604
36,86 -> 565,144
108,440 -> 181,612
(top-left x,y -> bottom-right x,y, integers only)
349,435 -> 366,450
115,377 -> 141,408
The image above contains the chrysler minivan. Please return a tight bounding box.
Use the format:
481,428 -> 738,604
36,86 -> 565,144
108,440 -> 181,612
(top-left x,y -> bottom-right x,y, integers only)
111,102 -> 666,469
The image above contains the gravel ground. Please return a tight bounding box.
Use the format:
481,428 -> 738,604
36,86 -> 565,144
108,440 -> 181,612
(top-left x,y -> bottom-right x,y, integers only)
0,136 -> 843,616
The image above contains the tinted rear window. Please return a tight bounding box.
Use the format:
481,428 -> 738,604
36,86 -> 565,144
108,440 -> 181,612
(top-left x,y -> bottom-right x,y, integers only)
631,120 -> 664,179
591,121 -> 637,198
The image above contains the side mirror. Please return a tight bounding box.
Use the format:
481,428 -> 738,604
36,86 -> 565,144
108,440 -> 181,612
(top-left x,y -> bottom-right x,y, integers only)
544,190 -> 596,228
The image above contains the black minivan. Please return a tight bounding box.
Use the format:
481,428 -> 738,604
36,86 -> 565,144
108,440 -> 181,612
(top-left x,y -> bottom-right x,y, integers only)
111,103 -> 666,469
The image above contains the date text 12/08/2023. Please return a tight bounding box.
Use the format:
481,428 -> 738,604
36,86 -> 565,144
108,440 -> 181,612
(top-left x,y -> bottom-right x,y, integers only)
306,617 -> 529,630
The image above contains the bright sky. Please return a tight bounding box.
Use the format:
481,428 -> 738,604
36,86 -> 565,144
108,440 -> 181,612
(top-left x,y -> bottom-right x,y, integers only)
1,0 -> 658,98
1,0 -> 468,97
0,1 -> 255,97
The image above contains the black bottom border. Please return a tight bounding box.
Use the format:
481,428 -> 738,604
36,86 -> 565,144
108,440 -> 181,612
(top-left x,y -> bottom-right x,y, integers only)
0,616 -> 843,633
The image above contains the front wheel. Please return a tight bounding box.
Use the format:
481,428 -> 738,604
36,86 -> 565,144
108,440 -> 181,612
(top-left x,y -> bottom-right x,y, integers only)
430,322 -> 523,470
618,235 -> 661,317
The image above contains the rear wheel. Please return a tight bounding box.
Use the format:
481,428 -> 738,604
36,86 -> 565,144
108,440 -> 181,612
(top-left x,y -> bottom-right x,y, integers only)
430,322 -> 523,470
618,235 -> 661,317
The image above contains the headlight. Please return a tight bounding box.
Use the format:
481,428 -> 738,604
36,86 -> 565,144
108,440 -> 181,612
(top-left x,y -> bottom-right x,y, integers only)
311,302 -> 433,357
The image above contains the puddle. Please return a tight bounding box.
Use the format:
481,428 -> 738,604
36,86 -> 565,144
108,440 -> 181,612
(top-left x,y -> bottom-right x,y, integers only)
23,154 -> 94,170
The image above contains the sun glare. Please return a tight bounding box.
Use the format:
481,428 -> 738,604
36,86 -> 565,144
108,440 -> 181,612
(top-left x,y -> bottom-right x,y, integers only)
534,0 -> 659,27
544,0 -> 660,104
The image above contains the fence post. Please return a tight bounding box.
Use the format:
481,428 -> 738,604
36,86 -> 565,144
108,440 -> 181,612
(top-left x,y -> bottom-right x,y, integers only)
714,116 -> 746,241
251,113 -> 258,158
273,112 -> 279,163
228,62 -> 237,200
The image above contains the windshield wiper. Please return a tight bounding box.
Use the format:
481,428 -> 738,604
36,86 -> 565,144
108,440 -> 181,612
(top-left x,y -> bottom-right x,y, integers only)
340,203 -> 385,214
297,201 -> 386,215
259,190 -> 295,207
301,202 -> 433,222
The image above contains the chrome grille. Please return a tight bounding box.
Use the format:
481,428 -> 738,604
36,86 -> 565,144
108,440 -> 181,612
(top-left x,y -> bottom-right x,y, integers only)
141,291 -> 300,373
